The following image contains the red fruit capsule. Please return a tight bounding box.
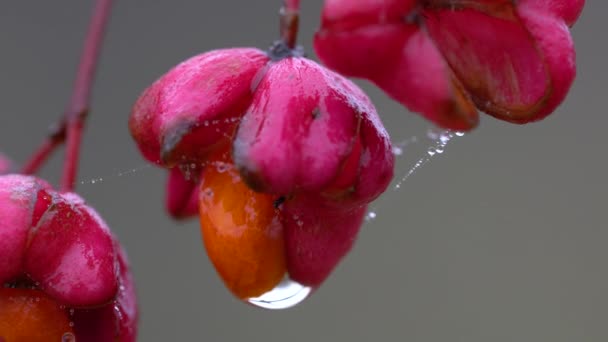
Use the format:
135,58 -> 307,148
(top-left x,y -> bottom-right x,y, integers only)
0,175 -> 138,340
130,41 -> 395,305
314,0 -> 585,130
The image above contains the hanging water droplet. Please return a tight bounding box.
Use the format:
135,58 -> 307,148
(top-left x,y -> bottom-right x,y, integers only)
247,277 -> 312,310
455,131 -> 465,137
435,147 -> 444,154
427,149 -> 436,156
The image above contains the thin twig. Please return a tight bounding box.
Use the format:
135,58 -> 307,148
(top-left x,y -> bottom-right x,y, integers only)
60,0 -> 113,192
22,0 -> 113,190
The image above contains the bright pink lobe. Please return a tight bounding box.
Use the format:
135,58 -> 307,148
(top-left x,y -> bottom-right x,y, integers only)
25,193 -> 118,307
351,107 -> 395,205
31,188 -> 53,229
129,81 -> 163,163
373,28 -> 479,130
424,7 -> 551,122
518,0 -> 585,26
113,246 -> 138,342
73,244 -> 138,342
314,23 -> 408,84
322,77 -> 395,206
315,9 -> 479,131
316,0 -> 583,128
515,3 -> 577,121
0,176 -> 40,283
325,137 -> 362,195
283,195 -> 366,287
321,0 -> 416,30
129,48 -> 269,166
234,58 -> 360,195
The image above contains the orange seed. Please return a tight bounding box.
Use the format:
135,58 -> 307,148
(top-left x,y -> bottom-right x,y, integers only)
0,288 -> 74,342
198,148 -> 286,299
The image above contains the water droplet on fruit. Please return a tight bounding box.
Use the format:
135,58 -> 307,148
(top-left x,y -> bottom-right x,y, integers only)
202,188 -> 213,199
216,163 -> 227,173
247,277 -> 312,310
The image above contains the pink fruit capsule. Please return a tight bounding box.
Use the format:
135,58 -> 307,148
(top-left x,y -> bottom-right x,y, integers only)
0,174 -> 138,340
314,0 -> 585,130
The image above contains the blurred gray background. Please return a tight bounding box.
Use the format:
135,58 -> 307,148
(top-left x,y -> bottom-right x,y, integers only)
1,1 -> 606,341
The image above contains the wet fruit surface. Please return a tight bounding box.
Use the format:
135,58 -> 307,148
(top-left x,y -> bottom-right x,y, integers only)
0,288 -> 74,341
199,148 -> 286,299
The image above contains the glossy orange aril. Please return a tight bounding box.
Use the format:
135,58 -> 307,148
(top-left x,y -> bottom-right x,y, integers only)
0,288 -> 74,342
198,148 -> 286,299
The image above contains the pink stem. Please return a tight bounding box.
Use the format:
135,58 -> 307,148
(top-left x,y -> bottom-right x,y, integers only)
21,134 -> 64,175
60,0 -> 113,192
281,0 -> 301,49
